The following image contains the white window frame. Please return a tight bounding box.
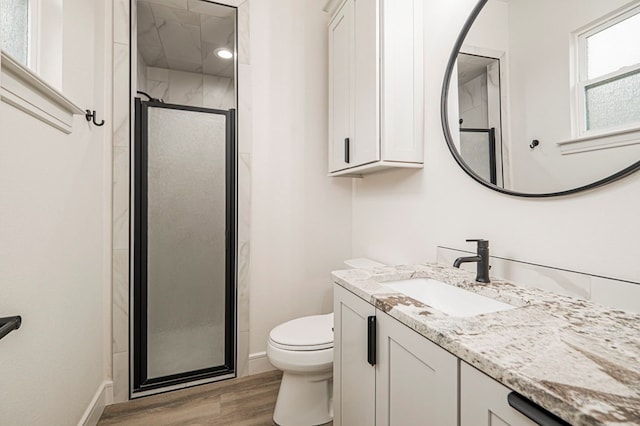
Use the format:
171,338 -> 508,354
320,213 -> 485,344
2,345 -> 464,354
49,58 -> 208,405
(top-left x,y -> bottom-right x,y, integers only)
0,0 -> 82,133
561,3 -> 640,154
27,0 -> 40,72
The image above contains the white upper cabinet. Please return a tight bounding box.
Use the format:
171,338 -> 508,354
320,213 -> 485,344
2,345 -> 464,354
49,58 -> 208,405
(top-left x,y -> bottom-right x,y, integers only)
328,0 -> 424,176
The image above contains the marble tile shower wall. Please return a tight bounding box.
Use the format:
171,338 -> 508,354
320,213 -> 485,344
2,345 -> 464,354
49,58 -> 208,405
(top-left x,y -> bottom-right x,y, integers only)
144,65 -> 236,109
458,74 -> 488,127
137,51 -> 148,93
437,246 -> 640,314
112,0 -> 130,403
111,0 -> 251,403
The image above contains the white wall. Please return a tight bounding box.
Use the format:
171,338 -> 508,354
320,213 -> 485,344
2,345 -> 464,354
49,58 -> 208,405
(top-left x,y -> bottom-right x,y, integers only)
0,0 -> 110,424
248,0 -> 352,360
352,0 -> 640,287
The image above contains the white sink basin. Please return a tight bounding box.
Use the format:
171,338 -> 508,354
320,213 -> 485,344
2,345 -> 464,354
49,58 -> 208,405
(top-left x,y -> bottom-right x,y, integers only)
382,278 -> 515,317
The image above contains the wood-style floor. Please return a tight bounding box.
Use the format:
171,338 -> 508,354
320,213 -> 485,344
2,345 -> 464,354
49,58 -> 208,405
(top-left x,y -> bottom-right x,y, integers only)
99,371 -> 285,425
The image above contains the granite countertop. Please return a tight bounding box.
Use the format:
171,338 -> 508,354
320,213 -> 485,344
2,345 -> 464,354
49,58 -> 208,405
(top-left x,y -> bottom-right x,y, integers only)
332,263 -> 640,426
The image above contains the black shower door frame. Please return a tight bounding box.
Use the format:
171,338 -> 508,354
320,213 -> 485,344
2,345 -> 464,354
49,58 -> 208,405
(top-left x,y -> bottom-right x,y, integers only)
459,127 -> 498,185
132,99 -> 237,395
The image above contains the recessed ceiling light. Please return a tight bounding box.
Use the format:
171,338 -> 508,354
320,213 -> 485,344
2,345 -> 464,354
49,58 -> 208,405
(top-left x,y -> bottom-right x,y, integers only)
215,48 -> 233,59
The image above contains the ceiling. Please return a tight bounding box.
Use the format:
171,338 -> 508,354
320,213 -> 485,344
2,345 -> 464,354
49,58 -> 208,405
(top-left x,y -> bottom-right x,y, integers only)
457,53 -> 498,85
137,0 -> 236,78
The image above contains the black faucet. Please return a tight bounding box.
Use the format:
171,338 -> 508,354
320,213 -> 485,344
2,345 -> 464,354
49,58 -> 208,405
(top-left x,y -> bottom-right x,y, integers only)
453,239 -> 491,283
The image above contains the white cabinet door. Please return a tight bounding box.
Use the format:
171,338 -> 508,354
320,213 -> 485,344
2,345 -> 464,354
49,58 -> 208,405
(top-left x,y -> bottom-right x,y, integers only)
328,0 -> 354,173
460,362 -> 538,426
376,311 -> 458,426
353,0 -> 379,166
334,285 -> 376,426
380,0 -> 424,162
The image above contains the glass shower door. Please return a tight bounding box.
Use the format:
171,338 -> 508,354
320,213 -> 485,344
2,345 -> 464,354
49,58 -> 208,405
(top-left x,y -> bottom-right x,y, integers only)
133,99 -> 236,394
459,127 -> 497,185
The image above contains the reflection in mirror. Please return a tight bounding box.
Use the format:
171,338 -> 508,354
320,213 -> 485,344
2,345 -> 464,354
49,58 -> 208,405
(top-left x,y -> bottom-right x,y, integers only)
444,0 -> 640,196
457,53 -> 502,186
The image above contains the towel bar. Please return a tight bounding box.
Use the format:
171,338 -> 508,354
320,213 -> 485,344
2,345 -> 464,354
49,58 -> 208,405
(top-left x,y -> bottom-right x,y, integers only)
0,316 -> 22,341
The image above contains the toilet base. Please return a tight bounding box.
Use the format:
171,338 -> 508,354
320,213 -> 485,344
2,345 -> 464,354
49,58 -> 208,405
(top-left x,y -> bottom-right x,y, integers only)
273,370 -> 333,426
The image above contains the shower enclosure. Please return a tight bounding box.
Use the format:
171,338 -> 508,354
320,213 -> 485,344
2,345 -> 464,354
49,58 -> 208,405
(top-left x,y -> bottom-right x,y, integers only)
132,99 -> 236,395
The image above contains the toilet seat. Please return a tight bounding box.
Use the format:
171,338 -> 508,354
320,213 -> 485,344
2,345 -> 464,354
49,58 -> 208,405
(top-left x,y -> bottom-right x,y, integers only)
267,344 -> 333,373
268,313 -> 334,351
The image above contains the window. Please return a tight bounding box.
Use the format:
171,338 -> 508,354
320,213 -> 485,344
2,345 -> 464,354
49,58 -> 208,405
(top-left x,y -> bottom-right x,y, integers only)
1,0 -> 81,133
0,0 -> 37,69
575,6 -> 640,136
1,0 -> 65,87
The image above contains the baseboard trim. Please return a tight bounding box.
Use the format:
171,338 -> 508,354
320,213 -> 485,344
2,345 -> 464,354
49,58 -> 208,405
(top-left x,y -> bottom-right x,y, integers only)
78,381 -> 113,426
248,351 -> 275,375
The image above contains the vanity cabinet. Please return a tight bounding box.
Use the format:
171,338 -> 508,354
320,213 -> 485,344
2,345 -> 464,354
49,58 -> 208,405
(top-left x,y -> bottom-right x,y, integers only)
333,284 -> 457,425
460,362 -> 538,426
327,0 -> 424,176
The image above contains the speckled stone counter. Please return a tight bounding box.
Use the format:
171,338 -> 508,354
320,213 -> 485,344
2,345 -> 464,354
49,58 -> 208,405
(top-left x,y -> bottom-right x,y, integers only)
332,263 -> 640,426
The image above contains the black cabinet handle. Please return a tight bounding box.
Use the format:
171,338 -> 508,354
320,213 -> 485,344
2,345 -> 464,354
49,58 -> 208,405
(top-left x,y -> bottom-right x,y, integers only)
507,392 -> 570,426
367,315 -> 376,366
344,138 -> 350,164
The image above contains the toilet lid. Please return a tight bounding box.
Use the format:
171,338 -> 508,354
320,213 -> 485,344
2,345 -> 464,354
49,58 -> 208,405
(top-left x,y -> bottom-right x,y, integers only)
269,313 -> 334,351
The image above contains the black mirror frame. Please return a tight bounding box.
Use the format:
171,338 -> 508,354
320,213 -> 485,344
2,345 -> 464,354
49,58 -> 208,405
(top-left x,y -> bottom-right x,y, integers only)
440,0 -> 640,198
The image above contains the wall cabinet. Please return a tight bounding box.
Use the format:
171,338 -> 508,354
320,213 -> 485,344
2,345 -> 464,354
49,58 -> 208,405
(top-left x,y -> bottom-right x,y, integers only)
328,0 -> 424,176
460,362 -> 538,426
333,285 -> 457,426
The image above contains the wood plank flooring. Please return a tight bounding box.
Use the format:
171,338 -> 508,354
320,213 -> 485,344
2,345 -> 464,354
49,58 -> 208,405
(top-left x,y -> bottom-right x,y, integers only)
99,371 -> 284,425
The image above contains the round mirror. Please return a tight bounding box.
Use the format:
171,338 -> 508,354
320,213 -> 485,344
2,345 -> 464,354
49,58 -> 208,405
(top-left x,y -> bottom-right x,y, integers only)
441,0 -> 640,197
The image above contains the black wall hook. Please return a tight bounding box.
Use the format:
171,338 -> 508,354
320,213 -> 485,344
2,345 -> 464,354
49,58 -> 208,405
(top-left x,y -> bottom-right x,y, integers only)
530,139 -> 540,149
85,110 -> 105,127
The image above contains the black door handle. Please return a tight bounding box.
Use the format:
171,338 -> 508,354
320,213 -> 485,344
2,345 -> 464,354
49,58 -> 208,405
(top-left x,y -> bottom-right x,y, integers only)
367,316 -> 376,366
344,138 -> 350,164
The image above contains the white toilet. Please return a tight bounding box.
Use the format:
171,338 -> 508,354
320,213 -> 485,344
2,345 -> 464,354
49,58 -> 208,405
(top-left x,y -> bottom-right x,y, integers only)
267,313 -> 334,425
266,258 -> 384,426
